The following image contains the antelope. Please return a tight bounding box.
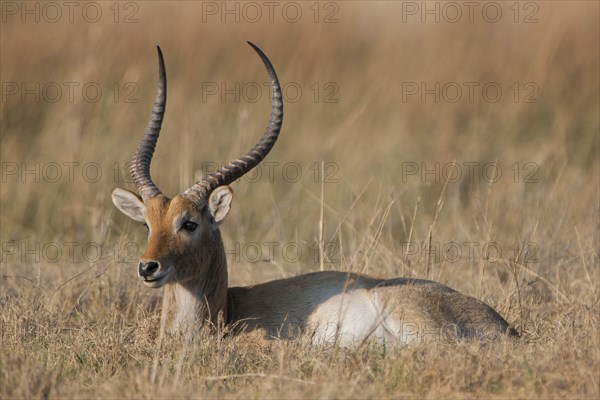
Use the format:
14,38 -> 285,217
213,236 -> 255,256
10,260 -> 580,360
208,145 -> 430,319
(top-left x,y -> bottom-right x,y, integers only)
112,42 -> 516,346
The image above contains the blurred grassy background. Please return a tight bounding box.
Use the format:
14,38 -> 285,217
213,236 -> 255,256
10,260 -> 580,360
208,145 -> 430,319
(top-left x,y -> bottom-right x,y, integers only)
1,1 -> 598,398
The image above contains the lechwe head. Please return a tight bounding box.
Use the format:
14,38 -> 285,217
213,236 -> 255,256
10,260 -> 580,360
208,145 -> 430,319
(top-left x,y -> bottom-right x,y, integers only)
112,43 -> 282,330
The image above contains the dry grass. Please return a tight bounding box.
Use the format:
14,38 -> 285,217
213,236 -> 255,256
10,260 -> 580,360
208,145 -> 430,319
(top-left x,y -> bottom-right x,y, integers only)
1,2 -> 599,398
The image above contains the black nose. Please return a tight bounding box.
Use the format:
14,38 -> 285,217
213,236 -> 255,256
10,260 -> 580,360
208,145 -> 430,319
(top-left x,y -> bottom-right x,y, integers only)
138,260 -> 159,277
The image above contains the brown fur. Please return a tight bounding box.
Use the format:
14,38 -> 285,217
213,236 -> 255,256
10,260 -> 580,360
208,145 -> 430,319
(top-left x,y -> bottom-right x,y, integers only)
138,194 -> 229,331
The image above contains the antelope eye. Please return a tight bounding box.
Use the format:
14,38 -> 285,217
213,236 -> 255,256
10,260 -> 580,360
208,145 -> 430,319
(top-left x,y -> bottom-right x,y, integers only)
143,222 -> 149,230
183,221 -> 198,232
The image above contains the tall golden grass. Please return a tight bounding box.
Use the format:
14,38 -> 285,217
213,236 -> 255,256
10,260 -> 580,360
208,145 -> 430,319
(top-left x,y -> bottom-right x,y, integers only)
1,2 -> 598,398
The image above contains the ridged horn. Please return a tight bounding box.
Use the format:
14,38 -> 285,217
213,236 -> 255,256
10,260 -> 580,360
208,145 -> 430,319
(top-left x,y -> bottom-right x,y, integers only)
130,45 -> 167,202
182,41 -> 284,207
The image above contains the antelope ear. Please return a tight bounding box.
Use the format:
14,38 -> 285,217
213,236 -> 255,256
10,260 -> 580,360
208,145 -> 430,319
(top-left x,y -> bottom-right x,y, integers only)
208,186 -> 233,225
112,188 -> 146,222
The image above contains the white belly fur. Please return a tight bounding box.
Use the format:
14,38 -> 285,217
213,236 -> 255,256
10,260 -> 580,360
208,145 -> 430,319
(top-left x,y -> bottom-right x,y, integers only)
306,289 -> 414,346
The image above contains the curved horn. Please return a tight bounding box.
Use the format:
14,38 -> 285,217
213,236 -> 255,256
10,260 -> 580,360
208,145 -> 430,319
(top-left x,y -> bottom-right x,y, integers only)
130,46 -> 167,202
182,41 -> 284,207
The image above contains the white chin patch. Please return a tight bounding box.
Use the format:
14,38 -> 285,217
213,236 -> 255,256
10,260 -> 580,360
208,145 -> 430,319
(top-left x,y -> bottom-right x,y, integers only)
141,269 -> 172,288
